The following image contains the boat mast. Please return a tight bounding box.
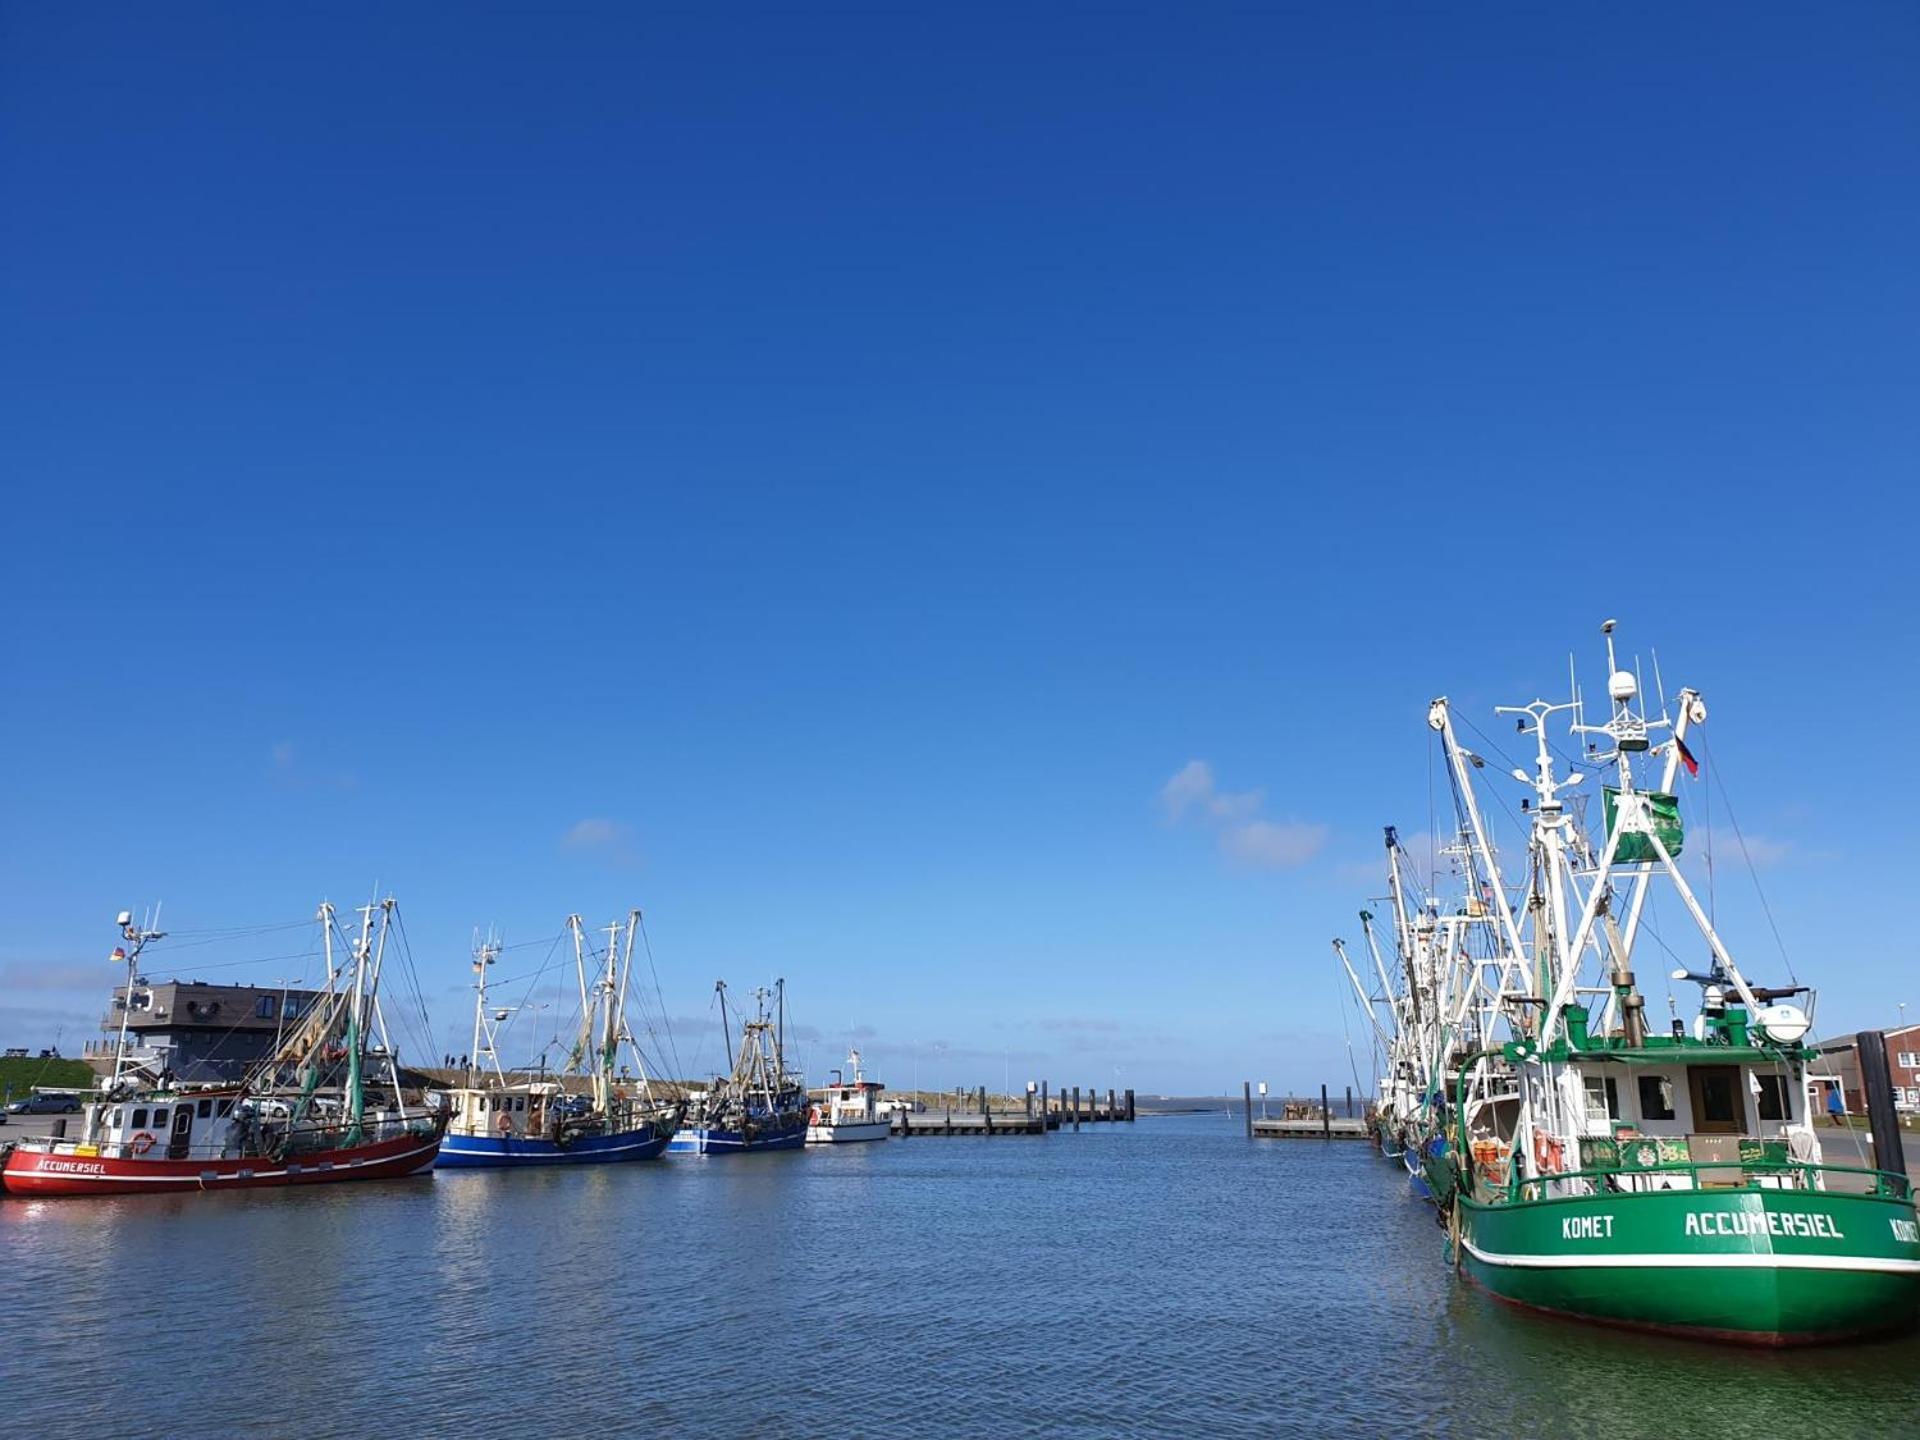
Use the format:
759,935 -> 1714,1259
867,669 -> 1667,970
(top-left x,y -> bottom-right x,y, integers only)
469,929 -> 499,1086
109,908 -> 166,1089
597,917 -> 623,1113
345,900 -> 380,1143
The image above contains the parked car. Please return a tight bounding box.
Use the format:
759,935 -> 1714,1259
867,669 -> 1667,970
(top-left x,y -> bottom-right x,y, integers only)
4,1092 -> 83,1115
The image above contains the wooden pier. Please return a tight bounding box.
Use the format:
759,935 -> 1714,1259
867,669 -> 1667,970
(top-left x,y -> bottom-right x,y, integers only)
1243,1081 -> 1370,1139
1251,1116 -> 1370,1139
891,1083 -> 1134,1136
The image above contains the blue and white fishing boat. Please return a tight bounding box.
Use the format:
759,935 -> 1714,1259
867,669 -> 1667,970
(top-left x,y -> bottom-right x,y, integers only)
670,979 -> 808,1154
438,913 -> 682,1169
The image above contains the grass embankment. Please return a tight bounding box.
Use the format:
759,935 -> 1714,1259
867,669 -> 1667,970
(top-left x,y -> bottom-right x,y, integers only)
0,1056 -> 94,1099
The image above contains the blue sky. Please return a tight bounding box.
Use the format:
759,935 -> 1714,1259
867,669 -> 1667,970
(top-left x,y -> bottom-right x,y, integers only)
2,5 -> 1915,1092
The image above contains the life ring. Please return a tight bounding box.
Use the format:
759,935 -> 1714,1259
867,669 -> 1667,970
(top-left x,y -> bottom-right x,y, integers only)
130,1131 -> 155,1155
496,1113 -> 513,1134
1532,1130 -> 1564,1175
808,1106 -> 822,1124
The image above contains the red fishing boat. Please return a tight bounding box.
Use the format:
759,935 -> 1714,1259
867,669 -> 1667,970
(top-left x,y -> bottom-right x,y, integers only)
3,901 -> 446,1199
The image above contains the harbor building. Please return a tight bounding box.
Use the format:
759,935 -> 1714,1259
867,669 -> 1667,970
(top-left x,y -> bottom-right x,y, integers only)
1814,1025 -> 1920,1114
82,980 -> 325,1082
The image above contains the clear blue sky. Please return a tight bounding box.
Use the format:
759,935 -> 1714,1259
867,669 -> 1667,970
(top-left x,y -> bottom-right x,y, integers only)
3,5 -> 1914,1092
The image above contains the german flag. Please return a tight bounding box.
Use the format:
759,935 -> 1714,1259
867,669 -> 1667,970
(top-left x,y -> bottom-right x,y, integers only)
1675,734 -> 1700,778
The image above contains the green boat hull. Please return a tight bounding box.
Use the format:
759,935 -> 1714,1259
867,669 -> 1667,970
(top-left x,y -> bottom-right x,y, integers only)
1459,1186 -> 1920,1345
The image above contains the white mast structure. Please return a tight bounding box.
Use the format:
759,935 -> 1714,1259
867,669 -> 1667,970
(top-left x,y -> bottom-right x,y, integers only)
467,928 -> 505,1085
107,906 -> 167,1090
1434,621 -> 1797,1185
565,910 -> 659,1116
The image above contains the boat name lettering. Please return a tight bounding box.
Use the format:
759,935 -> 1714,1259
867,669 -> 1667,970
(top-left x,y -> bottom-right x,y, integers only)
1682,1210 -> 1844,1240
1893,1218 -> 1920,1245
37,1159 -> 107,1175
1560,1215 -> 1614,1240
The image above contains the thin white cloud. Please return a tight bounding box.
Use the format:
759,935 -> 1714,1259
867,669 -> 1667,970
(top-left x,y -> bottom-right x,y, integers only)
564,818 -> 629,849
1700,827 -> 1792,869
1160,759 -> 1263,822
1221,819 -> 1328,870
1159,759 -> 1326,871
563,818 -> 642,870
1161,760 -> 1215,820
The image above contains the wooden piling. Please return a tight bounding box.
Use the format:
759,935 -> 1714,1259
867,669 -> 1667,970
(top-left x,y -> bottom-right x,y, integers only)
1321,1084 -> 1331,1139
1125,1088 -> 1135,1122
1072,1086 -> 1081,1131
1041,1079 -> 1049,1129
1243,1081 -> 1253,1138
1107,1087 -> 1116,1123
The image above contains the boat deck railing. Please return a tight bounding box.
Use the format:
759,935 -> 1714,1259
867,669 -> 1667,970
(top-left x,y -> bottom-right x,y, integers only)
1488,1159 -> 1911,1205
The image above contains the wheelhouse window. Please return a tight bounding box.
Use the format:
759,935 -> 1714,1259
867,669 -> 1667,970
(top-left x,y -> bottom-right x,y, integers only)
151,1108 -> 169,1126
1581,1075 -> 1619,1125
1756,1075 -> 1789,1122
217,1099 -> 233,1116
1637,1075 -> 1676,1121
130,1108 -> 149,1128
197,1099 -> 213,1118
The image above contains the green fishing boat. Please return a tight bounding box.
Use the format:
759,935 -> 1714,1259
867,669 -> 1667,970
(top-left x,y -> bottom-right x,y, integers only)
1419,622 -> 1920,1345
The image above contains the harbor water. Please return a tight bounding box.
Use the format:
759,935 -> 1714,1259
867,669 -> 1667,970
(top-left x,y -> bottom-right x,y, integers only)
3,1112 -> 1915,1438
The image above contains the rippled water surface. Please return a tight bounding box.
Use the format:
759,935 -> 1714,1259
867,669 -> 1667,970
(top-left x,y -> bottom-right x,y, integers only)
4,1113 -> 1916,1437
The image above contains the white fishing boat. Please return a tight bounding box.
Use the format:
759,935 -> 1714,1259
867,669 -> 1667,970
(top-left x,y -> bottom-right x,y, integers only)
806,1049 -> 890,1143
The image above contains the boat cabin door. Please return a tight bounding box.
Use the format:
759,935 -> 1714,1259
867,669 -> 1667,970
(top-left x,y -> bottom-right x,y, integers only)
1687,1066 -> 1743,1135
167,1105 -> 194,1159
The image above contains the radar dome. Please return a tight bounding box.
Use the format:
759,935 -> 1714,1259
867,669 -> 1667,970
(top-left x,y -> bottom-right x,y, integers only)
1609,670 -> 1637,702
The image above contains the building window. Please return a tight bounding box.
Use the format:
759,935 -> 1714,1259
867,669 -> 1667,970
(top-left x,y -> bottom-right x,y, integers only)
1756,1075 -> 1789,1122
1637,1075 -> 1676,1121
256,995 -> 278,1019
1898,1052 -> 1918,1069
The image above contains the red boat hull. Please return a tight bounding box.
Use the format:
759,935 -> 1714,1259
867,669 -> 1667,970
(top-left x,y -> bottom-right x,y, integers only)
2,1129 -> 442,1197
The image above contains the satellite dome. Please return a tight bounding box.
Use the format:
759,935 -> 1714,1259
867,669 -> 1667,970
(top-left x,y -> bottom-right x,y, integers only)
1609,670 -> 1637,702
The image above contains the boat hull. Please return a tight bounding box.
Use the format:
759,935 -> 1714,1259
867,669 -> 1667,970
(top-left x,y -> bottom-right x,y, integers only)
437,1126 -> 671,1168
1458,1186 -> 1920,1344
669,1119 -> 807,1154
1,1128 -> 443,1197
805,1119 -> 890,1144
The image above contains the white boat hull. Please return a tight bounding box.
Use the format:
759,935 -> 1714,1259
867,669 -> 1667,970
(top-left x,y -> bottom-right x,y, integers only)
805,1119 -> 891,1144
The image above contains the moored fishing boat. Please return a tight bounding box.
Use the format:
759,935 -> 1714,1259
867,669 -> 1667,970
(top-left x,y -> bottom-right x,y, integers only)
4,901 -> 446,1198
1421,623 -> 1919,1344
436,913 -> 683,1168
805,1048 -> 890,1143
670,979 -> 807,1154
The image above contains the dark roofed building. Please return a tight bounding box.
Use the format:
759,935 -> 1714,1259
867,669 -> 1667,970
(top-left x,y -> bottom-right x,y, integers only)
84,980 -> 326,1082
